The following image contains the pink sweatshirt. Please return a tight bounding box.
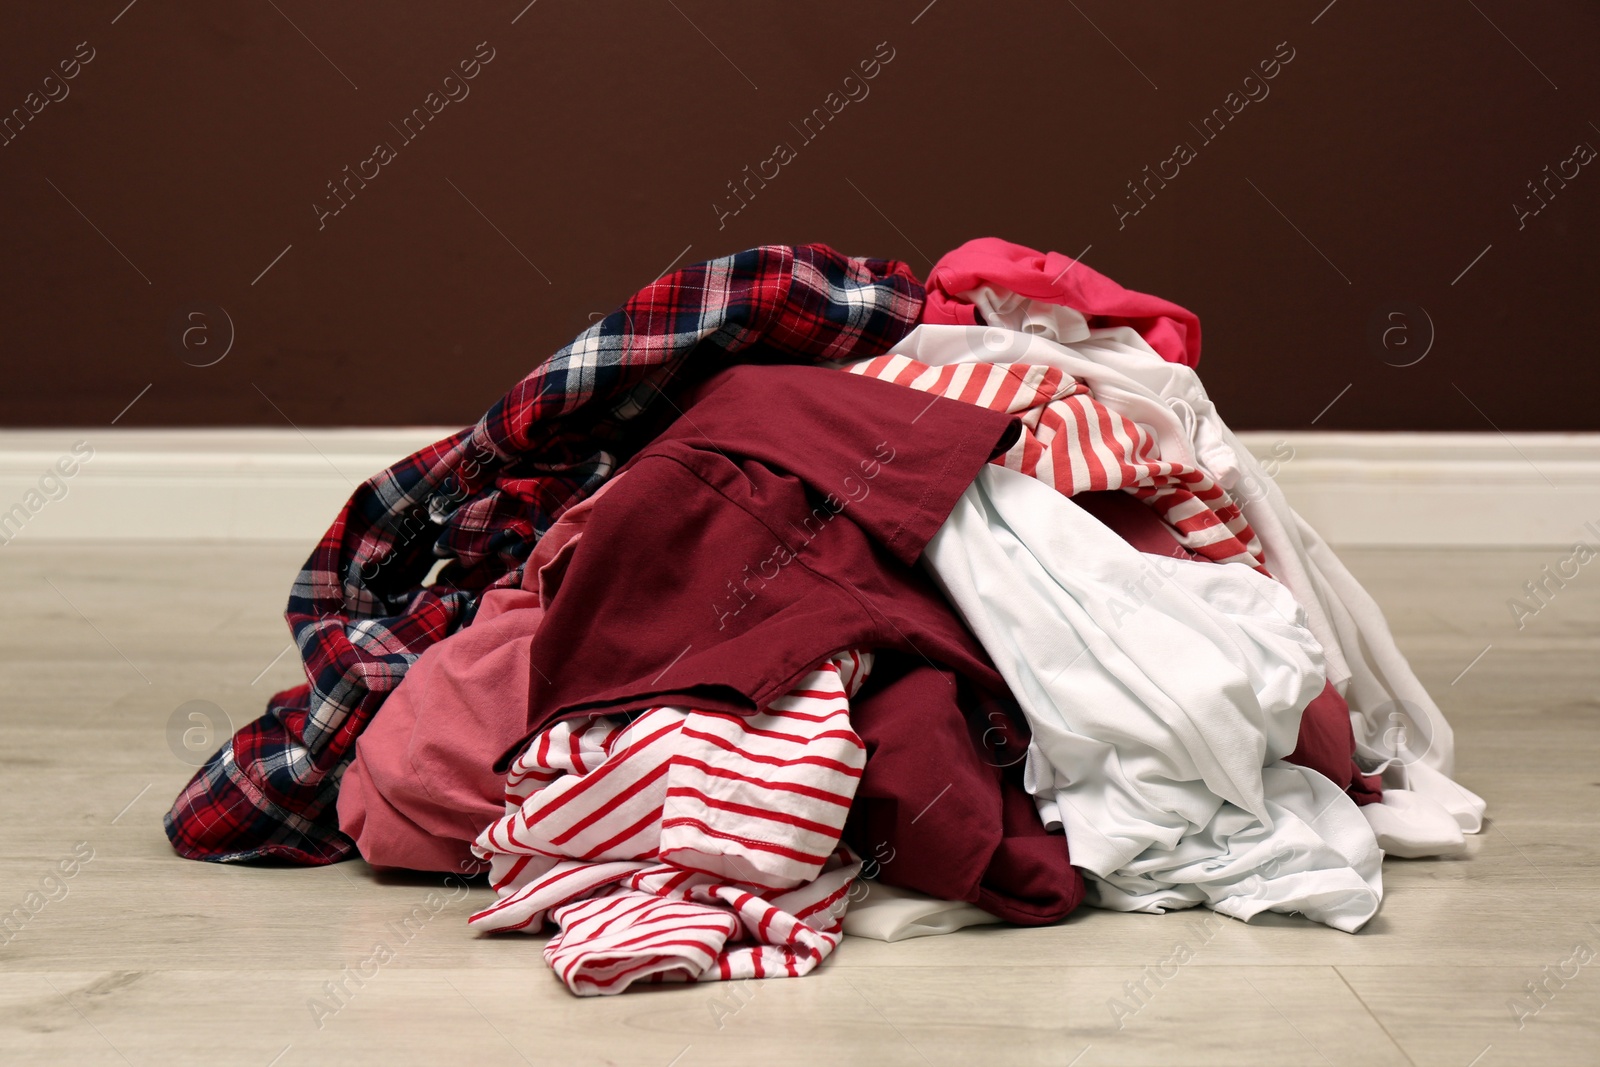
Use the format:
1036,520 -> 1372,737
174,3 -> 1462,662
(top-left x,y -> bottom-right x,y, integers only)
922,237 -> 1203,368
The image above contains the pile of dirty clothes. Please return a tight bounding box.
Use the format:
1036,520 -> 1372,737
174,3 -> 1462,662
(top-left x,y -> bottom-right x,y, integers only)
166,238 -> 1484,996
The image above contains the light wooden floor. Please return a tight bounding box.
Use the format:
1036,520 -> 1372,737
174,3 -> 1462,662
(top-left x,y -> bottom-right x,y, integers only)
1,543 -> 1596,1066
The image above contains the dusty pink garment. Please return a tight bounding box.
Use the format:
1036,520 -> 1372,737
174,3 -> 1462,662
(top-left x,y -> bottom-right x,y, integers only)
922,237 -> 1203,368
335,480 -> 615,872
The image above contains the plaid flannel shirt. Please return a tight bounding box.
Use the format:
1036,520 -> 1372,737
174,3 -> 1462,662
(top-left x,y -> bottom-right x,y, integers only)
165,244 -> 924,864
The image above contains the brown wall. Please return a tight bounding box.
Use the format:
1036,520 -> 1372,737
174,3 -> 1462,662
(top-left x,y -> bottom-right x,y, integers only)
2,2 -> 1596,431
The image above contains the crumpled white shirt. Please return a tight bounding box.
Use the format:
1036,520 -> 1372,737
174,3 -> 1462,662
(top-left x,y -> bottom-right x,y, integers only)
926,464 -> 1384,931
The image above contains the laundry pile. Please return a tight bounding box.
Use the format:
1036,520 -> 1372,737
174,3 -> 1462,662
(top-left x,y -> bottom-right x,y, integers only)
166,238 -> 1485,994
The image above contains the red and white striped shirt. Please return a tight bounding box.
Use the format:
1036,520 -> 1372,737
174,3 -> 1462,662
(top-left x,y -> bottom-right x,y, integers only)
468,652 -> 872,995
846,353 -> 1265,570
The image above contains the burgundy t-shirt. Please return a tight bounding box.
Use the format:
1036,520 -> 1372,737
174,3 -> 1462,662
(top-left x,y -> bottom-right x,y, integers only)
510,362 -> 1022,757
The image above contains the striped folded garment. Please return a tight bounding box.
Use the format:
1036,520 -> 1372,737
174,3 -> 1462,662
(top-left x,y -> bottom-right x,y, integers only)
847,351 -> 1264,570
468,652 -> 873,995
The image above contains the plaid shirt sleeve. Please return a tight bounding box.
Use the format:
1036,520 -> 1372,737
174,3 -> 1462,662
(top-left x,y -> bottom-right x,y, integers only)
164,244 -> 925,864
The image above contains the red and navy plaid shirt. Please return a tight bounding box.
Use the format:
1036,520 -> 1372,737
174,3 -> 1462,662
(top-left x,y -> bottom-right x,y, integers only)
165,244 -> 925,864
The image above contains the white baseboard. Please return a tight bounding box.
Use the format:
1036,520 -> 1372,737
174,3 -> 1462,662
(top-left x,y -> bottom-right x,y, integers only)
0,429 -> 450,545
2,429 -> 1598,547
1250,432 -> 1600,547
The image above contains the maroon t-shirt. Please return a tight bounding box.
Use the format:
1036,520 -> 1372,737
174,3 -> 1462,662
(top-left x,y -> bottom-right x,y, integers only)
512,362 -> 1023,752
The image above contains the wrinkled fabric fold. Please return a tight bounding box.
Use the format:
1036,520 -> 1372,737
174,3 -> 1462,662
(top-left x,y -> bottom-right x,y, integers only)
469,654 -> 871,995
